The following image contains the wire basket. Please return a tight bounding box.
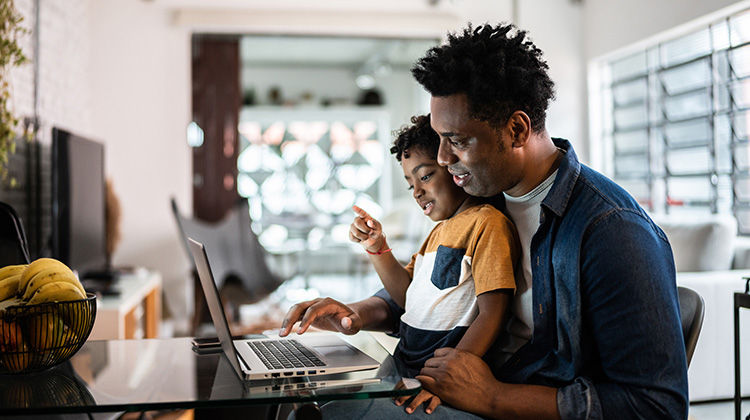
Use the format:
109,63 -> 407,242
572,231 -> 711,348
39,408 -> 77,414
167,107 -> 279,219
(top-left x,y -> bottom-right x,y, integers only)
0,294 -> 96,374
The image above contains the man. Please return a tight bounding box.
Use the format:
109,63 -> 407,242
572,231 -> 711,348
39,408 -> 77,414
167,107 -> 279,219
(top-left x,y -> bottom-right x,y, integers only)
280,23 -> 688,419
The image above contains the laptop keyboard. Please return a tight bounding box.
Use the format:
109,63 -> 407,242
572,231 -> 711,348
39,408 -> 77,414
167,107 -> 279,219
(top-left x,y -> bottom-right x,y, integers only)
248,339 -> 327,370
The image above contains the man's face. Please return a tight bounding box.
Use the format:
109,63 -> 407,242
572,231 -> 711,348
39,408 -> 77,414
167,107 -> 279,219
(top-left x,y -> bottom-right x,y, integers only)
430,94 -> 520,197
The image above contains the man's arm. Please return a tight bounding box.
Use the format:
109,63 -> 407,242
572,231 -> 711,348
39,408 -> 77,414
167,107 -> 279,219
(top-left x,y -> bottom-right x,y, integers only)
279,295 -> 397,336
563,212 -> 687,419
418,348 -> 561,419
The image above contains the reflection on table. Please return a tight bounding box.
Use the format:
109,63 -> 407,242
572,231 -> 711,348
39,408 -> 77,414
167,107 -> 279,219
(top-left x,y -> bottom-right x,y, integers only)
0,361 -> 94,410
0,332 -> 419,416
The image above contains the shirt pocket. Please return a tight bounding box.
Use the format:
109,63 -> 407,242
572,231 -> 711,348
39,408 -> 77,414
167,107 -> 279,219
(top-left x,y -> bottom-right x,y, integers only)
430,245 -> 465,290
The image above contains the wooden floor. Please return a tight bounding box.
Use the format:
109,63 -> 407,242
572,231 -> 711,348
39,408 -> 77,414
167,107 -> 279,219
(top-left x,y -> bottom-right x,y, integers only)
118,410 -> 193,420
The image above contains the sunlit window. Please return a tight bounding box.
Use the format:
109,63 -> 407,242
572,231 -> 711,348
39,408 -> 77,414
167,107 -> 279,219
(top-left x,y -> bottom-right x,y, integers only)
599,7 -> 750,233
236,108 -> 391,245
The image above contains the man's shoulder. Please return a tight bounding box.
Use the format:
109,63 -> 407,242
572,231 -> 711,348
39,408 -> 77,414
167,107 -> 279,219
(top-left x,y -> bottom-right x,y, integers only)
560,165 -> 662,239
572,165 -> 644,213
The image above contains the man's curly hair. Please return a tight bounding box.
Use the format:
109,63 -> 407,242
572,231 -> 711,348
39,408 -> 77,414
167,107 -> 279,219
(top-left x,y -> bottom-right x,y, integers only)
390,114 -> 438,162
412,23 -> 555,132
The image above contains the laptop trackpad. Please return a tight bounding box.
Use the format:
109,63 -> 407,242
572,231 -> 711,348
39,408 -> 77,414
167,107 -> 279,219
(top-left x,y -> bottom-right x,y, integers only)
314,345 -> 359,359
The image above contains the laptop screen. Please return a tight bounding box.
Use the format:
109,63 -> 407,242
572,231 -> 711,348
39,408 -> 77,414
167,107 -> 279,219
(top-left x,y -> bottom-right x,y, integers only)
188,237 -> 247,378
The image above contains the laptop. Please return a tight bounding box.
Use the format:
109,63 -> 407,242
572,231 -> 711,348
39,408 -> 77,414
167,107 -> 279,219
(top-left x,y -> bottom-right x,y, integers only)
188,237 -> 381,381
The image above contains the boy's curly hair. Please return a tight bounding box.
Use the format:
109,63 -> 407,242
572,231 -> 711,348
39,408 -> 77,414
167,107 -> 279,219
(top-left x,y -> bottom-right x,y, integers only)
411,23 -> 555,132
390,114 -> 438,162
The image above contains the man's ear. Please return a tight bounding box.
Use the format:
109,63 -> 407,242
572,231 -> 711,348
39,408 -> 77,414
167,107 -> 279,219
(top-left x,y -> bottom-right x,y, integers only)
507,111 -> 531,147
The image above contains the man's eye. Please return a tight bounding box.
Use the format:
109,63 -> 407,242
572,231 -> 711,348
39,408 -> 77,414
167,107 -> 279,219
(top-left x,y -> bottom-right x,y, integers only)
449,137 -> 468,148
420,173 -> 432,182
407,185 -> 414,191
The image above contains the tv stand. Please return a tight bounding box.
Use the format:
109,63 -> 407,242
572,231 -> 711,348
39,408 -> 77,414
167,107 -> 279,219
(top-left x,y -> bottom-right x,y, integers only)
82,269 -> 119,281
89,269 -> 162,340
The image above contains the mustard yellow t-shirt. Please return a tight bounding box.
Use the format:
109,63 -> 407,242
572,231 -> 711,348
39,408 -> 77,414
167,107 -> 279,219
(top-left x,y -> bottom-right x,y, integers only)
395,204 -> 520,374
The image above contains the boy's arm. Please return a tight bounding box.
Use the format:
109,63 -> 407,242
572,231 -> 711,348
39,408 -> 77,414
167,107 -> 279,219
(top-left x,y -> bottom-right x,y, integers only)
349,205 -> 412,308
365,243 -> 412,309
455,289 -> 512,356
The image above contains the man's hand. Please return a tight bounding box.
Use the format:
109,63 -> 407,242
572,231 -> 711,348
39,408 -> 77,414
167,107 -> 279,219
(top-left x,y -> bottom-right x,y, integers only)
396,389 -> 442,414
416,347 -> 498,413
279,297 -> 362,336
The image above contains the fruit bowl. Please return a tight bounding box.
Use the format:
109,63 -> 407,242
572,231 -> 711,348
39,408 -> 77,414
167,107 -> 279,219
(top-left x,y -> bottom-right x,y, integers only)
0,294 -> 96,374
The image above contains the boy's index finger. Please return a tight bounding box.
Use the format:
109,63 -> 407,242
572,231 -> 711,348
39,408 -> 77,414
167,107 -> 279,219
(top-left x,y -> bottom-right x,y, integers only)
352,205 -> 370,219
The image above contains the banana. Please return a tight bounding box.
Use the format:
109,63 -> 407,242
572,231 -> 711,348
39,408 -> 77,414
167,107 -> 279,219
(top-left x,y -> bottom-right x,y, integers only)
26,281 -> 85,305
19,258 -> 74,296
0,264 -> 27,281
21,268 -> 85,301
0,274 -> 21,301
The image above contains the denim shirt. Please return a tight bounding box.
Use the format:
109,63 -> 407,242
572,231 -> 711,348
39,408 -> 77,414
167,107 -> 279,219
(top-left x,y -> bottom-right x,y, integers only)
376,139 -> 688,420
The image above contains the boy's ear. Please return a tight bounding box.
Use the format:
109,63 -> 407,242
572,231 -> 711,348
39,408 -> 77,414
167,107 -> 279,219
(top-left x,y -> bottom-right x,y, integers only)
507,111 -> 531,147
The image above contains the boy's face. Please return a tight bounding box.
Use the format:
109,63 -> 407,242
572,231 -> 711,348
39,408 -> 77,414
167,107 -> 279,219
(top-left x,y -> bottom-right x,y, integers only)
402,148 -> 472,222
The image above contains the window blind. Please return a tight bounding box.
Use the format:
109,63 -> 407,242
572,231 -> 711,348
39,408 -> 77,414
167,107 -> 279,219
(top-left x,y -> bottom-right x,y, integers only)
605,8 -> 750,232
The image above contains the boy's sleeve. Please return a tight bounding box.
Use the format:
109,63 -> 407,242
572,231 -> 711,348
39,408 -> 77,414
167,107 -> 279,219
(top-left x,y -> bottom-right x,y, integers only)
471,212 -> 520,295
373,288 -> 405,336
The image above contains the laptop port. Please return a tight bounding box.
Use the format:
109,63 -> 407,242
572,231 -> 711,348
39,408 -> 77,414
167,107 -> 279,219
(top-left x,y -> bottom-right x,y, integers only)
284,372 -> 294,376
271,373 -> 280,378
308,370 -> 316,375
297,371 -> 305,376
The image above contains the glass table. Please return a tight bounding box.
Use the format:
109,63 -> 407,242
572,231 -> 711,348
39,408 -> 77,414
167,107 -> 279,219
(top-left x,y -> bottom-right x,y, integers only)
0,332 -> 420,417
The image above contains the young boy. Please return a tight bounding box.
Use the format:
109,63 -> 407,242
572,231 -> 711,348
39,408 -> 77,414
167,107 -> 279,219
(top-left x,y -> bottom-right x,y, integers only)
349,114 -> 520,414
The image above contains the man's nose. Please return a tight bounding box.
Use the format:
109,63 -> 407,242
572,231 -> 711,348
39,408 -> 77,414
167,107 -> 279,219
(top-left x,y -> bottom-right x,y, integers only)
437,140 -> 457,167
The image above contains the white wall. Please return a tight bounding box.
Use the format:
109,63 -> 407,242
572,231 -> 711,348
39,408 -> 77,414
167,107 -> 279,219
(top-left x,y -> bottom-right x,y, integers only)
11,0 -> 93,140
88,0 -> 193,331
583,0 -> 743,60
518,0 -> 586,160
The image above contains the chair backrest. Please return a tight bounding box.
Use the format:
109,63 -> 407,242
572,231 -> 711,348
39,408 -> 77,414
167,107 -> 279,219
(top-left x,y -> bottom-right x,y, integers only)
0,201 -> 31,266
678,286 -> 705,366
170,197 -> 282,297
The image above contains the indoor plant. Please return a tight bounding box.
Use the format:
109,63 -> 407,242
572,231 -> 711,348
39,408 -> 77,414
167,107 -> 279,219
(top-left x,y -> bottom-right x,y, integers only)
0,0 -> 28,183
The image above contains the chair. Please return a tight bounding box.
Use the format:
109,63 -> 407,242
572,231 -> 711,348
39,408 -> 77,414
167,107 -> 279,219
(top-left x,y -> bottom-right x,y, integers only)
0,201 -> 31,266
678,285 -> 705,367
171,198 -> 285,333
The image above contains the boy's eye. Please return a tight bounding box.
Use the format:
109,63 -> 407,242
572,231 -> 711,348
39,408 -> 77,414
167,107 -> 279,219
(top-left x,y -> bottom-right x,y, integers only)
407,185 -> 414,191
420,173 -> 432,182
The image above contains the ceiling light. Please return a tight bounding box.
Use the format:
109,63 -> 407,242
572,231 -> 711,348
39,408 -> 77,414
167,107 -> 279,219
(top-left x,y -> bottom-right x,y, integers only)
186,121 -> 204,147
355,74 -> 376,90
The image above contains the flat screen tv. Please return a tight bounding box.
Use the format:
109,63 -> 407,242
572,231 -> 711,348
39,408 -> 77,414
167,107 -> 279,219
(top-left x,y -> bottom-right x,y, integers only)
51,127 -> 109,277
